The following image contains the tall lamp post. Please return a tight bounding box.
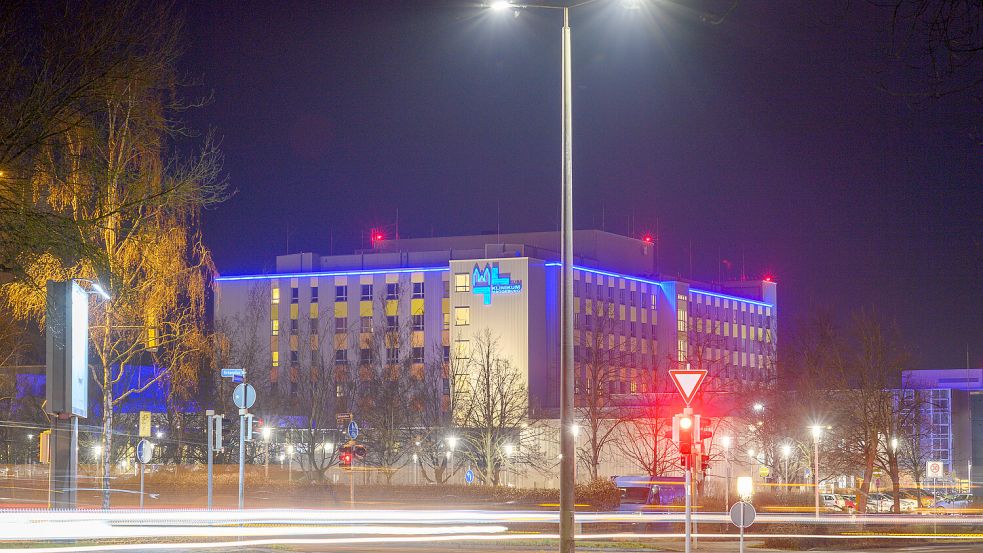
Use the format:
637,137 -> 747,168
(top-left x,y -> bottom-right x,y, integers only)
721,436 -> 732,511
781,443 -> 792,490
446,435 -> 458,481
810,426 -> 822,518
262,426 -> 272,479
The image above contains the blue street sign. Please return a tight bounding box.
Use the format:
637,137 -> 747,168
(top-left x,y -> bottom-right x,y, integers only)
347,421 -> 359,440
136,439 -> 153,464
221,368 -> 245,379
465,469 -> 474,484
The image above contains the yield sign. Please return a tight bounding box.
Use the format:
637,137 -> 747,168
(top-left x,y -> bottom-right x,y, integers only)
669,369 -> 707,405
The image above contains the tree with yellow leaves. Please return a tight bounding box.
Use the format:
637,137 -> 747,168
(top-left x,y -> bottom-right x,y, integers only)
0,1 -> 226,507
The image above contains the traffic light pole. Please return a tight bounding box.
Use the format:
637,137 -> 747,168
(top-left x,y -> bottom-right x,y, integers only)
349,448 -> 355,509
684,453 -> 692,553
238,409 -> 246,510
206,410 -> 214,509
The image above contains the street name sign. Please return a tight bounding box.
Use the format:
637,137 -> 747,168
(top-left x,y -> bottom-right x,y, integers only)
669,369 -> 708,405
221,367 -> 245,378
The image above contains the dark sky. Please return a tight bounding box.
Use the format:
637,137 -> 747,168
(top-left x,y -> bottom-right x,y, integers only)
180,1 -> 982,370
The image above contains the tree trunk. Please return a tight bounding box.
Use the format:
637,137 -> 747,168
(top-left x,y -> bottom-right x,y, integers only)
858,445 -> 875,514
101,362 -> 113,509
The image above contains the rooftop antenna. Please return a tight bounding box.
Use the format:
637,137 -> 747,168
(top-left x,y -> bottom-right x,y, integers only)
395,208 -> 400,240
717,246 -> 722,284
741,246 -> 746,281
601,204 -> 606,232
688,240 -> 693,279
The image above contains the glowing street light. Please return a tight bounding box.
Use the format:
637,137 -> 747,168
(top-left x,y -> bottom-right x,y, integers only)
752,403 -> 764,413
737,476 -> 754,501
489,0 -> 512,10
810,425 -> 823,518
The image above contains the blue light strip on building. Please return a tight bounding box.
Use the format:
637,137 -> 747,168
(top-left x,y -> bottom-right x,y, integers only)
544,262 -> 772,308
214,266 -> 449,282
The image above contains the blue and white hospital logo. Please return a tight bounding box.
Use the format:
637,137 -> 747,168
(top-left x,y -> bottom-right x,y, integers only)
471,263 -> 522,305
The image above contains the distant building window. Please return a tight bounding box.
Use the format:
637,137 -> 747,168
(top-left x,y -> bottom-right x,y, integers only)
412,314 -> 425,331
387,346 -> 399,362
443,280 -> 450,297
289,350 -> 299,363
311,286 -> 319,302
310,318 -> 318,335
454,273 -> 470,292
291,287 -> 299,304
335,316 -> 347,333
413,282 -> 425,299
361,284 -> 373,301
361,316 -> 373,333
443,345 -> 450,363
386,315 -> 398,331
335,349 -> 347,363
272,287 -> 280,304
412,347 -> 425,363
335,285 -> 348,302
443,312 -> 450,330
386,283 -> 399,300
272,320 -> 279,336
272,351 -> 279,367
360,348 -> 371,363
454,306 -> 470,326
290,319 -> 298,334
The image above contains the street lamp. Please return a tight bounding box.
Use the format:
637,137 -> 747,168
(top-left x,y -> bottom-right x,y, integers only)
752,403 -> 764,413
262,426 -> 273,479
446,435 -> 458,478
781,443 -> 792,489
721,436 -> 732,510
810,426 -> 822,518
503,443 -> 515,487
287,444 -> 295,483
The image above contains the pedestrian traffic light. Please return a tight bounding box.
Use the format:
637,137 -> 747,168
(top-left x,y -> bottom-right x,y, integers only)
698,415 -> 713,443
339,445 -> 353,468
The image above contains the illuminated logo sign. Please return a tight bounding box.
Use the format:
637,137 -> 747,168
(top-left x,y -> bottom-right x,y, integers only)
472,262 -> 522,305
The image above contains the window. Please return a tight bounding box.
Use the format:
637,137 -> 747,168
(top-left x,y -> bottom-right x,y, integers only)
412,313 -> 425,331
335,316 -> 347,333
413,282 -> 424,299
272,320 -> 279,336
386,315 -> 398,331
454,339 -> 470,359
335,349 -> 347,363
271,287 -> 280,304
311,286 -> 319,302
289,350 -> 299,363
360,284 -> 373,301
386,283 -> 399,300
361,316 -> 372,333
310,319 -> 318,335
443,280 -> 450,297
335,285 -> 348,302
387,346 -> 399,362
454,273 -> 470,292
443,312 -> 450,330
454,306 -> 470,326
291,287 -> 299,304
272,351 -> 279,367
360,348 -> 371,363
290,318 -> 298,334
412,347 -> 425,363
443,345 -> 450,362
336,384 -> 343,398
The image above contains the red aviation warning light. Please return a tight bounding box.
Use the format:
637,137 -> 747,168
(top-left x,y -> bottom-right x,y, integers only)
642,234 -> 654,244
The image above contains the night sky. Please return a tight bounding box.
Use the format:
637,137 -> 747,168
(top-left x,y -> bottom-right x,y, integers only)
180,1 -> 982,370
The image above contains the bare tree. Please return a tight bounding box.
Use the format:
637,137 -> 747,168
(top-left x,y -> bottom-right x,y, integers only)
415,342 -> 462,484
455,329 -> 529,486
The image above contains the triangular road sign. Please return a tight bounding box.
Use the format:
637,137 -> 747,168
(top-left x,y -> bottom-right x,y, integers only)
669,369 -> 708,405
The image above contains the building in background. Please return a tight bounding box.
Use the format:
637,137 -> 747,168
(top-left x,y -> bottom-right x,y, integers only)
214,230 -> 778,417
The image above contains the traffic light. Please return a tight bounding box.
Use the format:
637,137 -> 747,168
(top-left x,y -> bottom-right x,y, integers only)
339,445 -> 353,468
353,444 -> 366,461
700,453 -> 710,473
697,415 -> 713,443
673,413 -> 694,457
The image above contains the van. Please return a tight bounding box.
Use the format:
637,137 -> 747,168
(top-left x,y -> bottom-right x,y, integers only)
611,475 -> 685,511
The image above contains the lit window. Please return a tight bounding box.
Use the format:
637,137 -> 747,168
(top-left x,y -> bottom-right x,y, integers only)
386,283 -> 399,300
454,273 -> 470,292
412,314 -> 424,331
443,312 -> 450,330
454,306 -> 470,326
272,320 -> 279,336
413,282 -> 424,299
271,287 -> 280,304
360,284 -> 373,301
272,351 -> 279,367
335,285 -> 348,302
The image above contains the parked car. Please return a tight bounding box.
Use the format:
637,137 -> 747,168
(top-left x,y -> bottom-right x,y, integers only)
899,489 -> 935,509
867,493 -> 917,512
835,494 -> 857,513
820,493 -> 840,510
933,493 -> 973,511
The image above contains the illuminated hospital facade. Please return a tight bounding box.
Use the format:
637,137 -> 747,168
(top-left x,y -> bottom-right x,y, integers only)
214,230 -> 778,415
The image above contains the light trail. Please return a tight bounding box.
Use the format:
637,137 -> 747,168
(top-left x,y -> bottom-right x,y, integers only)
1,531 -> 982,553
